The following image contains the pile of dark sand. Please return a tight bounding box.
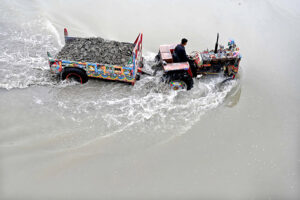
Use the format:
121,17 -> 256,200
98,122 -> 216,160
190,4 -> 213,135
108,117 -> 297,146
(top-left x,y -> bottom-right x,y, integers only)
57,38 -> 135,65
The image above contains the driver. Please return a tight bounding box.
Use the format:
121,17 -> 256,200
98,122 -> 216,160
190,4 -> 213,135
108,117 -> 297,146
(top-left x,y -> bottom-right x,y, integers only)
173,38 -> 197,77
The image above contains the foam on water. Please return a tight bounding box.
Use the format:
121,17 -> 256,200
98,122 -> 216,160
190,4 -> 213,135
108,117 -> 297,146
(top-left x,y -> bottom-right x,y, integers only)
23,72 -> 240,152
0,1 -> 61,90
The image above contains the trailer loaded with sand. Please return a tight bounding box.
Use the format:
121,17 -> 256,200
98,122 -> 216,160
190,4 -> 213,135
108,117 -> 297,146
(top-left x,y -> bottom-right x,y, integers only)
48,28 -> 143,85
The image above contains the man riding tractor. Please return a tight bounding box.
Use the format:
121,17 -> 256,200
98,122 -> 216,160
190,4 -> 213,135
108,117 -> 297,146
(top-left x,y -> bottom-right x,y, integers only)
173,38 -> 197,77
155,34 -> 241,90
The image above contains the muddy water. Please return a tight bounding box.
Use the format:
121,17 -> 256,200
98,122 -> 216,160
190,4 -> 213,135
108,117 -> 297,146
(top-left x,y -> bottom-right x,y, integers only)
0,0 -> 299,199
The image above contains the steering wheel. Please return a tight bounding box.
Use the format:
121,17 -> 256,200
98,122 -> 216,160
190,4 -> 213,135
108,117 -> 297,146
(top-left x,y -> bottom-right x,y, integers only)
189,51 -> 200,60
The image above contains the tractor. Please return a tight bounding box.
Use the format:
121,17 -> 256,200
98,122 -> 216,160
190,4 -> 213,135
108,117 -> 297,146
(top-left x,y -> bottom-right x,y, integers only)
155,34 -> 242,90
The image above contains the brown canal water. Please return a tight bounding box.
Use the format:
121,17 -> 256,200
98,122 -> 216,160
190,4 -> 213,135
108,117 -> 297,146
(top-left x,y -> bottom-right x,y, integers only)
0,0 -> 299,199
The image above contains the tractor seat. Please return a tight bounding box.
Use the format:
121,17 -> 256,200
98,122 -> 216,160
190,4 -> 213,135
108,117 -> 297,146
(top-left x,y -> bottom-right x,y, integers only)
159,44 -> 177,63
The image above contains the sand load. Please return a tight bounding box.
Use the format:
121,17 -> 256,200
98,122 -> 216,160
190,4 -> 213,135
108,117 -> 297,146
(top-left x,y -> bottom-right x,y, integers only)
56,37 -> 135,66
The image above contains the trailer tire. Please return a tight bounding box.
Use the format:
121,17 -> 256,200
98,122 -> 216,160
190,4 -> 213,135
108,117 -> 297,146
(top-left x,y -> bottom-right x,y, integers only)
62,68 -> 88,84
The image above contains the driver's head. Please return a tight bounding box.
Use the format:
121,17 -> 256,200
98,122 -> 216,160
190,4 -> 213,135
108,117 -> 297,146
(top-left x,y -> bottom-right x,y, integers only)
181,38 -> 188,46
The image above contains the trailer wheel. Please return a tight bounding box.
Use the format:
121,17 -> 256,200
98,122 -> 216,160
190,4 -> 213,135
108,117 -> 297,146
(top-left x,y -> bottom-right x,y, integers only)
166,71 -> 194,91
62,68 -> 88,84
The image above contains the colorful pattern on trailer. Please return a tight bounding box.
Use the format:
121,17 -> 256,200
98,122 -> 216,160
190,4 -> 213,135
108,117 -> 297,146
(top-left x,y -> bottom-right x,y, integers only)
49,59 -> 135,82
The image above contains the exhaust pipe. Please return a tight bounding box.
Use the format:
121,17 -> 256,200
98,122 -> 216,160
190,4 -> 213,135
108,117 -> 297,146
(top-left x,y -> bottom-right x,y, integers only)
214,33 -> 219,54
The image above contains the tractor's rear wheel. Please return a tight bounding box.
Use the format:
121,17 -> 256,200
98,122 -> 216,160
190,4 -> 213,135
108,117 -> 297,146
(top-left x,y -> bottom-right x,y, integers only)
62,68 -> 88,84
170,80 -> 188,90
165,71 -> 194,91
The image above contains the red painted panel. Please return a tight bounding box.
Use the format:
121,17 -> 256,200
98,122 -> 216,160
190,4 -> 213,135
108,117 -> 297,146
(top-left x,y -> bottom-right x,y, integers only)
164,62 -> 190,72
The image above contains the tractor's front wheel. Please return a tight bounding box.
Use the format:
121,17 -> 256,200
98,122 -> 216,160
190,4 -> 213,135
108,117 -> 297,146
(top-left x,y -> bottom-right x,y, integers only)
62,68 -> 88,84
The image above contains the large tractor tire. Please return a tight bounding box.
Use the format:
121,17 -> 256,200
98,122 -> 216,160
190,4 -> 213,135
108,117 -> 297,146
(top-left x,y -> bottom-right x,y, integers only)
62,67 -> 88,84
165,71 -> 194,91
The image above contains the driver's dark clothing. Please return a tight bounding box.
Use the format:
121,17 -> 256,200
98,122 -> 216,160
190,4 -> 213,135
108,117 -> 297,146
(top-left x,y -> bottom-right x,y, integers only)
173,44 -> 189,62
173,44 -> 197,77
